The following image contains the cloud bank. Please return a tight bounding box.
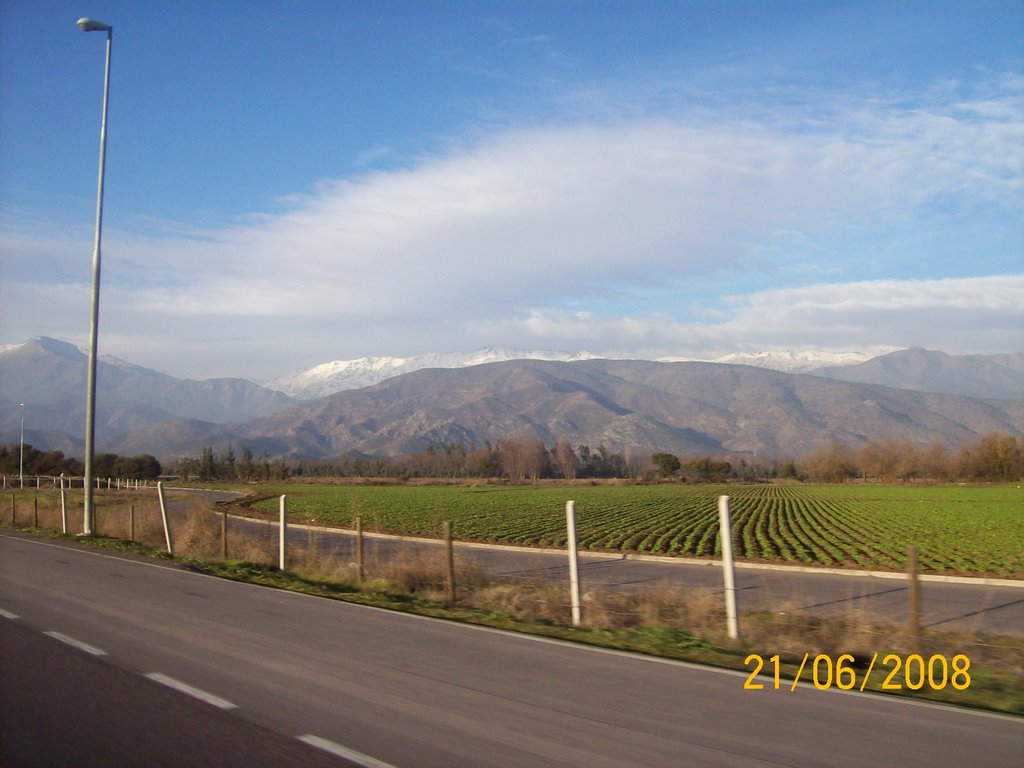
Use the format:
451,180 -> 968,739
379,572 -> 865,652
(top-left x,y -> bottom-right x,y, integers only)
1,76 -> 1020,380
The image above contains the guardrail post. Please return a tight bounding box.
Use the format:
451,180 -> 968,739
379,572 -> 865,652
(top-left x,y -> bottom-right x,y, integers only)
718,495 -> 739,640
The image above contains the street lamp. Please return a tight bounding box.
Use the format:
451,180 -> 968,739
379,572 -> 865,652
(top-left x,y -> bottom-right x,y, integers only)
77,17 -> 112,535
19,403 -> 25,489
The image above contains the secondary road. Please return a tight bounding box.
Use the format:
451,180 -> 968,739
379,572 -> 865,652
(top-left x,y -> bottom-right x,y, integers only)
1,530 -> 1020,767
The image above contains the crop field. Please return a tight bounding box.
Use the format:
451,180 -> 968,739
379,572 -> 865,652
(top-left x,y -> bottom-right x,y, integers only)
249,482 -> 1024,578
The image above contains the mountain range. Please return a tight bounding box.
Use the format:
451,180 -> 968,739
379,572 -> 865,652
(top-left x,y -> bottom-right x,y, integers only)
1,337 -> 1021,462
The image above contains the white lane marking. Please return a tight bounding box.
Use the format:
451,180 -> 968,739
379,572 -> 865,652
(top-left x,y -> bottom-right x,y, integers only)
298,735 -> 399,768
0,608 -> 20,619
43,630 -> 107,656
144,672 -> 237,710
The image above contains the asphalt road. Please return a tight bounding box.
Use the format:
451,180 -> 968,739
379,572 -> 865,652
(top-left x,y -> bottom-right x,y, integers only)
1,531 -> 1020,767
0,620 -> 355,768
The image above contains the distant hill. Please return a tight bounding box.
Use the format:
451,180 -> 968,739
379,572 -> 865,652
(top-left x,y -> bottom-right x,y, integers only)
815,347 -> 1024,400
0,337 -> 295,446
108,359 -> 1024,462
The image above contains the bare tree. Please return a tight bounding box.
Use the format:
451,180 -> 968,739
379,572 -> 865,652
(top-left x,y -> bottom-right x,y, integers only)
552,436 -> 579,480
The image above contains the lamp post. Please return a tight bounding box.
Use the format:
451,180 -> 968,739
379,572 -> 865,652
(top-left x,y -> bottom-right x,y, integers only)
19,403 -> 25,489
77,17 -> 112,535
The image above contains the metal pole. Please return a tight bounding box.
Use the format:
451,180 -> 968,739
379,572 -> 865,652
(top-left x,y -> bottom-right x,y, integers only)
566,500 -> 582,626
718,495 -> 739,640
81,21 -> 112,537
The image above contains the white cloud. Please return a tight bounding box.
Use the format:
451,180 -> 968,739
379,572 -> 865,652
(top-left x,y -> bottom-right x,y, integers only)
1,75 -> 1021,379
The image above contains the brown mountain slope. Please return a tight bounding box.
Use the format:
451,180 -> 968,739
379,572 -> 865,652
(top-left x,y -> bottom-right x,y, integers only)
110,359 -> 1024,461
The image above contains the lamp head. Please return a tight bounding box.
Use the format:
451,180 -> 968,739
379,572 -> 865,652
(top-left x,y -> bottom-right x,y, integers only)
77,18 -> 111,32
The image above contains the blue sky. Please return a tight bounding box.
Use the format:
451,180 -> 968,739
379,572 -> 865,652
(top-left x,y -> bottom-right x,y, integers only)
1,1 -> 1021,381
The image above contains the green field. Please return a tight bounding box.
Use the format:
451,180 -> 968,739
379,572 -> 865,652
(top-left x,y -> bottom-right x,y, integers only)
248,482 -> 1024,578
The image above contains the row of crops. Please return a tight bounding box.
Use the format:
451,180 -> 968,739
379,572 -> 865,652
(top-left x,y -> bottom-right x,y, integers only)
250,482 -> 1024,578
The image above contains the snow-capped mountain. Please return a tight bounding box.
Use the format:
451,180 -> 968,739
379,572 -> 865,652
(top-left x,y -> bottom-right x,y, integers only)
267,347 -> 880,400
705,350 -> 881,374
266,347 -> 600,400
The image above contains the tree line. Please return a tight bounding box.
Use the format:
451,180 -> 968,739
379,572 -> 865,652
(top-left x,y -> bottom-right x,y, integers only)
171,431 -> 1023,483
0,444 -> 162,480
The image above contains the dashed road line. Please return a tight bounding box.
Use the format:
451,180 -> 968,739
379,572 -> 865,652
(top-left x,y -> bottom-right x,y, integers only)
144,672 -> 237,710
0,608 -> 20,619
43,630 -> 107,656
297,734 -> 399,768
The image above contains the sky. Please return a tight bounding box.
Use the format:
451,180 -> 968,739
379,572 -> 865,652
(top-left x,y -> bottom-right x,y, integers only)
1,1 -> 1021,383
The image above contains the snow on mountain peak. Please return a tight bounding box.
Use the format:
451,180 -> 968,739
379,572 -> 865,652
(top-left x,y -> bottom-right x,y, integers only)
267,348 -> 600,400
267,347 -> 878,400
708,350 -> 878,373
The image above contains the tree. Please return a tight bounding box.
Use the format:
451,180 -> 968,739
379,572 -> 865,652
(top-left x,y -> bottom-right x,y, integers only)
957,432 -> 1023,480
552,436 -> 579,480
651,452 -> 681,478
238,446 -> 254,480
801,442 -> 857,482
199,446 -> 217,481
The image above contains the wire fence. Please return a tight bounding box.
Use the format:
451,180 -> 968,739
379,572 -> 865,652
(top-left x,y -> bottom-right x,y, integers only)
3,485 -> 1021,676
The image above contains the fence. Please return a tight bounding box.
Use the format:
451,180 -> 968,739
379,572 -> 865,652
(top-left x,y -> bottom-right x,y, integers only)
2,486 -> 1021,679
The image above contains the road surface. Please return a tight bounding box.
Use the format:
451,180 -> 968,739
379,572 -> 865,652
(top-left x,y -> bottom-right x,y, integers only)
1,530 -> 1020,767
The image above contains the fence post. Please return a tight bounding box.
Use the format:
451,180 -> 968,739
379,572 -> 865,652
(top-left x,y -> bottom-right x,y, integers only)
221,507 -> 228,560
718,495 -> 740,640
566,500 -> 582,626
157,481 -> 173,554
908,545 -> 921,651
355,515 -> 364,583
279,495 -> 288,571
443,521 -> 456,604
60,475 -> 68,534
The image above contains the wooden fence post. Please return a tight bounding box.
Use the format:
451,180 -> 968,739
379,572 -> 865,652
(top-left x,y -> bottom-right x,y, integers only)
355,515 -> 364,583
908,545 -> 921,651
443,521 -> 456,605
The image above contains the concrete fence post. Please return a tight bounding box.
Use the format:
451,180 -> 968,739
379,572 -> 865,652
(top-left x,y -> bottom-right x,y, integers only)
566,500 -> 582,626
60,475 -> 68,534
279,495 -> 288,571
718,495 -> 739,640
157,481 -> 173,554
